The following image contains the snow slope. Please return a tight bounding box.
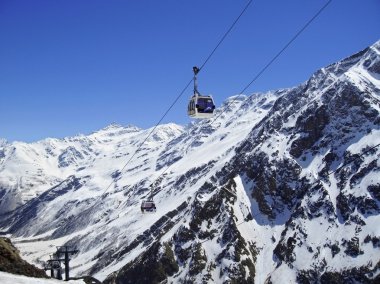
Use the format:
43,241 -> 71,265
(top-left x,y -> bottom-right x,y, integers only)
0,271 -> 84,284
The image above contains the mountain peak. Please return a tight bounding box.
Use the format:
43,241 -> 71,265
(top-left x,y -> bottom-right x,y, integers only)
371,39 -> 380,49
101,123 -> 139,131
0,138 -> 7,147
92,123 -> 141,138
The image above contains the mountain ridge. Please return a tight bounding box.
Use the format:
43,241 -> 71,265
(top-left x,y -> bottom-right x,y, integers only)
0,40 -> 379,283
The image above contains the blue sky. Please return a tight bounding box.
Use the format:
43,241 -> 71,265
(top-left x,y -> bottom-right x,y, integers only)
1,0 -> 379,142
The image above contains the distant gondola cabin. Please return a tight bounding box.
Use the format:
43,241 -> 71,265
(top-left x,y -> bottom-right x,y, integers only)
141,200 -> 156,212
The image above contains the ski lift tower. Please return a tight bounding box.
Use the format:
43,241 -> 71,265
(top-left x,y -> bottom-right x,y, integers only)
55,246 -> 79,281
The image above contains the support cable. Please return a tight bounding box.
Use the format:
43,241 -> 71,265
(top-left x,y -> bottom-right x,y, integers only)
56,0 -> 254,247
91,0 -> 254,204
210,0 -> 332,125
148,0 -> 333,193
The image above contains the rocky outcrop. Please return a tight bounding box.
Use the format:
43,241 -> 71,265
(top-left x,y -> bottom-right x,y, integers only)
0,237 -> 47,278
104,242 -> 179,284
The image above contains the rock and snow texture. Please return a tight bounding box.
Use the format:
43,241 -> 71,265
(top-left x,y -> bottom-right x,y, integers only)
0,40 -> 379,283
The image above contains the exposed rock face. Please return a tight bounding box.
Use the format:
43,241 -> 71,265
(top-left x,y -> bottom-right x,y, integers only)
289,105 -> 330,158
0,41 -> 380,283
104,242 -> 179,284
0,237 -> 47,278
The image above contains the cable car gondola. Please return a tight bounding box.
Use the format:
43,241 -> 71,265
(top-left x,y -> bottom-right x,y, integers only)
187,66 -> 215,119
141,198 -> 156,213
141,181 -> 158,213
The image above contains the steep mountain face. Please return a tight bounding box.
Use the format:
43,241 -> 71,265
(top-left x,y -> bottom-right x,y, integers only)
218,42 -> 380,283
0,41 -> 379,283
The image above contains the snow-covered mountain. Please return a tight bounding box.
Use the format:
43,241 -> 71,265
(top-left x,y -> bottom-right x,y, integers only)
1,40 -> 379,283
0,123 -> 183,214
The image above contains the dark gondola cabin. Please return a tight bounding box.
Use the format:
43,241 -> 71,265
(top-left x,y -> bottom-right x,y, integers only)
141,200 -> 156,212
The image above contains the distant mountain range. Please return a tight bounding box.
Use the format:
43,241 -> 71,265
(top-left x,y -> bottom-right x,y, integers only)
0,40 -> 379,283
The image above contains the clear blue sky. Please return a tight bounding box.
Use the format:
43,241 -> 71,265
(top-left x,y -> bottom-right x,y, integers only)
1,0 -> 379,142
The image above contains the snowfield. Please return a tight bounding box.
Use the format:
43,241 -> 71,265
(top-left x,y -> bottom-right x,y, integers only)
0,272 -> 85,284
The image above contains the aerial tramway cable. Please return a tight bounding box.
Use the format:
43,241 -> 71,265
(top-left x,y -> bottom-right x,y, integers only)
55,0 -> 255,246
146,0 -> 334,201
93,0 -> 254,208
54,0 -> 380,273
210,0 -> 333,125
88,0 -> 379,267
53,0 -> 333,248
57,0 -> 337,260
